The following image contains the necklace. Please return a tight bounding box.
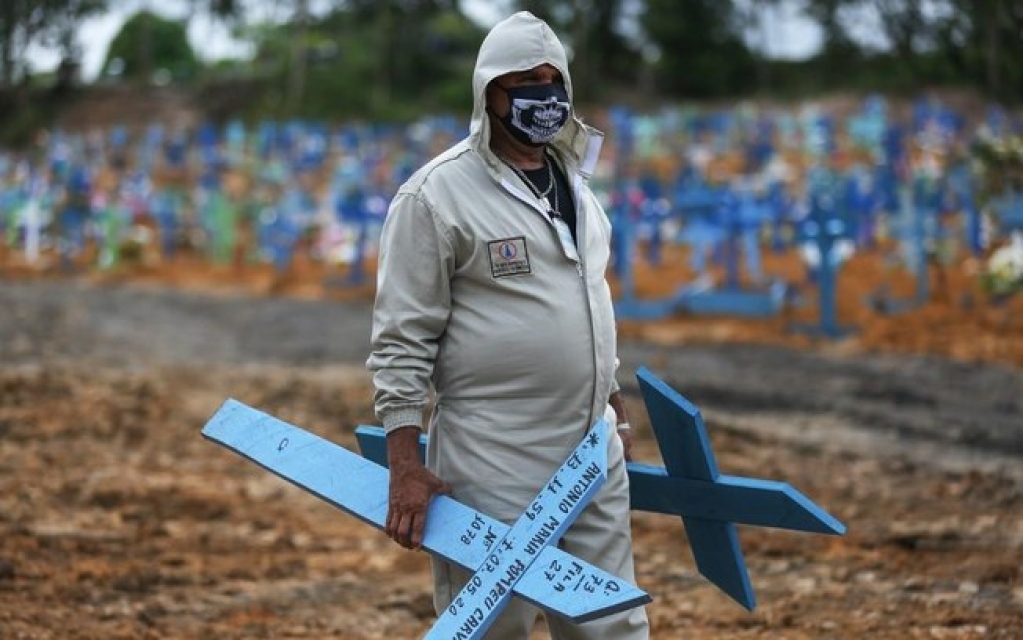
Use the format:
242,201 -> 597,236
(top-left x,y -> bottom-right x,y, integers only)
549,169 -> 560,218
503,153 -> 562,220
506,155 -> 555,199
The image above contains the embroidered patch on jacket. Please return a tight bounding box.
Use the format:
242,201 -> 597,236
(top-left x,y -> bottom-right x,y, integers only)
487,236 -> 531,278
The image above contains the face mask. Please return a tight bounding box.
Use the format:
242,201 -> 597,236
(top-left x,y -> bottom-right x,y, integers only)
497,83 -> 571,147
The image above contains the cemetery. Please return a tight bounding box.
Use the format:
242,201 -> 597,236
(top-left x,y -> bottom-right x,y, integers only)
1,91 -> 1022,638
1,2 -> 1022,636
1,94 -> 1022,366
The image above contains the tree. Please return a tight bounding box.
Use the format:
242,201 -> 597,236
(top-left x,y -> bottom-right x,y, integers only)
948,0 -> 1023,102
240,1 -> 484,119
800,0 -> 869,89
0,1 -> 49,88
40,0 -> 108,89
640,0 -> 756,98
0,0 -> 107,89
287,0 -> 309,112
734,0 -> 785,93
101,11 -> 198,83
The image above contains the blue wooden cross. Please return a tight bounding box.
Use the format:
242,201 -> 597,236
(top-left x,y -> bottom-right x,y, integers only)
358,367 -> 846,611
630,367 -> 845,609
792,177 -> 857,339
678,188 -> 786,318
202,401 -> 651,639
427,419 -> 622,639
994,191 -> 1023,233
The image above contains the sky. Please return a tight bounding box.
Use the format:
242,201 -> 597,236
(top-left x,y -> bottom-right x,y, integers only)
26,0 -> 834,83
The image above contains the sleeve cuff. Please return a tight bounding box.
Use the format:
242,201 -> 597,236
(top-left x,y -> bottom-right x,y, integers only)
381,406 -> 426,435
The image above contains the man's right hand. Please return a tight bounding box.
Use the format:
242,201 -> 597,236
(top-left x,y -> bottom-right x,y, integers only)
385,426 -> 452,550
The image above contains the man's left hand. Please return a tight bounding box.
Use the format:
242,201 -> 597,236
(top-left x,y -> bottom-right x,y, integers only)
618,426 -> 634,462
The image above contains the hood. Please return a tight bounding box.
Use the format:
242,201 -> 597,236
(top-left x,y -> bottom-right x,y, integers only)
469,11 -> 602,175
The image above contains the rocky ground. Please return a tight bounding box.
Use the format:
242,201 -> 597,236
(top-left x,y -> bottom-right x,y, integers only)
1,270 -> 1021,639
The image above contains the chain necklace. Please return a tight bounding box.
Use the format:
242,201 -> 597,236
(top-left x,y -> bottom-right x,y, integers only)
504,153 -> 560,216
505,154 -> 554,198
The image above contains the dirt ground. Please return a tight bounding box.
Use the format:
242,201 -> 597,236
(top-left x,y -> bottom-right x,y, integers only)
1,247 -> 1022,638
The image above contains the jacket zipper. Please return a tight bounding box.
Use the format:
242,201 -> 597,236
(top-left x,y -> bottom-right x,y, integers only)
500,175 -> 601,434
570,172 -> 599,434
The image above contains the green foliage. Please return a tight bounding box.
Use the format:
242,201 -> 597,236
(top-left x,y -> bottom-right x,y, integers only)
971,135 -> 1023,201
1,0 -> 108,87
641,0 -> 756,98
240,4 -> 483,121
101,11 -> 198,82
7,0 -> 1023,143
0,90 -> 61,146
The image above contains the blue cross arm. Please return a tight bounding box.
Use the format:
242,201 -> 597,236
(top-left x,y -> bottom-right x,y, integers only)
626,462 -> 846,535
203,401 -> 649,625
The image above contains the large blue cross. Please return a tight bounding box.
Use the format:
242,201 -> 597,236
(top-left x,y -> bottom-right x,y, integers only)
202,401 -> 651,639
357,367 -> 846,611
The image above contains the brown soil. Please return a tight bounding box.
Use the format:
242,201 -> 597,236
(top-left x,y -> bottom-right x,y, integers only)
1,247 -> 1021,638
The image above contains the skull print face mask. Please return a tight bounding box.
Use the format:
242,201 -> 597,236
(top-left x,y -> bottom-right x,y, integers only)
497,83 -> 571,147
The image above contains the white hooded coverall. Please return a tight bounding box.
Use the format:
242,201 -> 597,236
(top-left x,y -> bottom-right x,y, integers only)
366,11 -> 650,640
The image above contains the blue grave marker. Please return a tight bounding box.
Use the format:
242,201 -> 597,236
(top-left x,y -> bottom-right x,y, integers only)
257,200 -> 302,273
151,189 -> 183,259
357,367 -> 846,611
793,174 -> 856,338
673,185 -> 787,319
57,166 -> 92,265
677,216 -> 724,275
614,178 -> 785,321
139,124 -> 163,173
871,177 -> 941,315
109,125 -> 129,169
847,96 -> 887,158
675,181 -> 723,271
48,130 -> 72,180
324,156 -> 389,289
21,172 -> 54,264
743,115 -> 775,173
256,121 -> 276,159
297,124 -> 329,173
844,168 -> 880,248
226,119 -> 247,167
881,125 -> 907,178
202,401 -> 651,637
983,105 -> 1008,138
719,187 -> 771,287
993,191 -> 1023,233
947,165 -> 983,255
612,189 -> 719,322
803,112 -> 835,159
163,128 -> 188,170
762,181 -> 795,253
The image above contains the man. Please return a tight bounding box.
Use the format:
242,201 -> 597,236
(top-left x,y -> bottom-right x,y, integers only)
366,11 -> 649,639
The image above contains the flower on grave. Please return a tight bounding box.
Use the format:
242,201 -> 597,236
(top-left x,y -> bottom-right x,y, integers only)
981,232 -> 1023,298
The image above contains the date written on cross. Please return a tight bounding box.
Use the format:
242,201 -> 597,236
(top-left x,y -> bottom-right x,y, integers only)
428,428 -> 611,639
202,401 -> 650,640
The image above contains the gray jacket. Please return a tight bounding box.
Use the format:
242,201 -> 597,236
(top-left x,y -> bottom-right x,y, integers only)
366,12 -> 621,520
